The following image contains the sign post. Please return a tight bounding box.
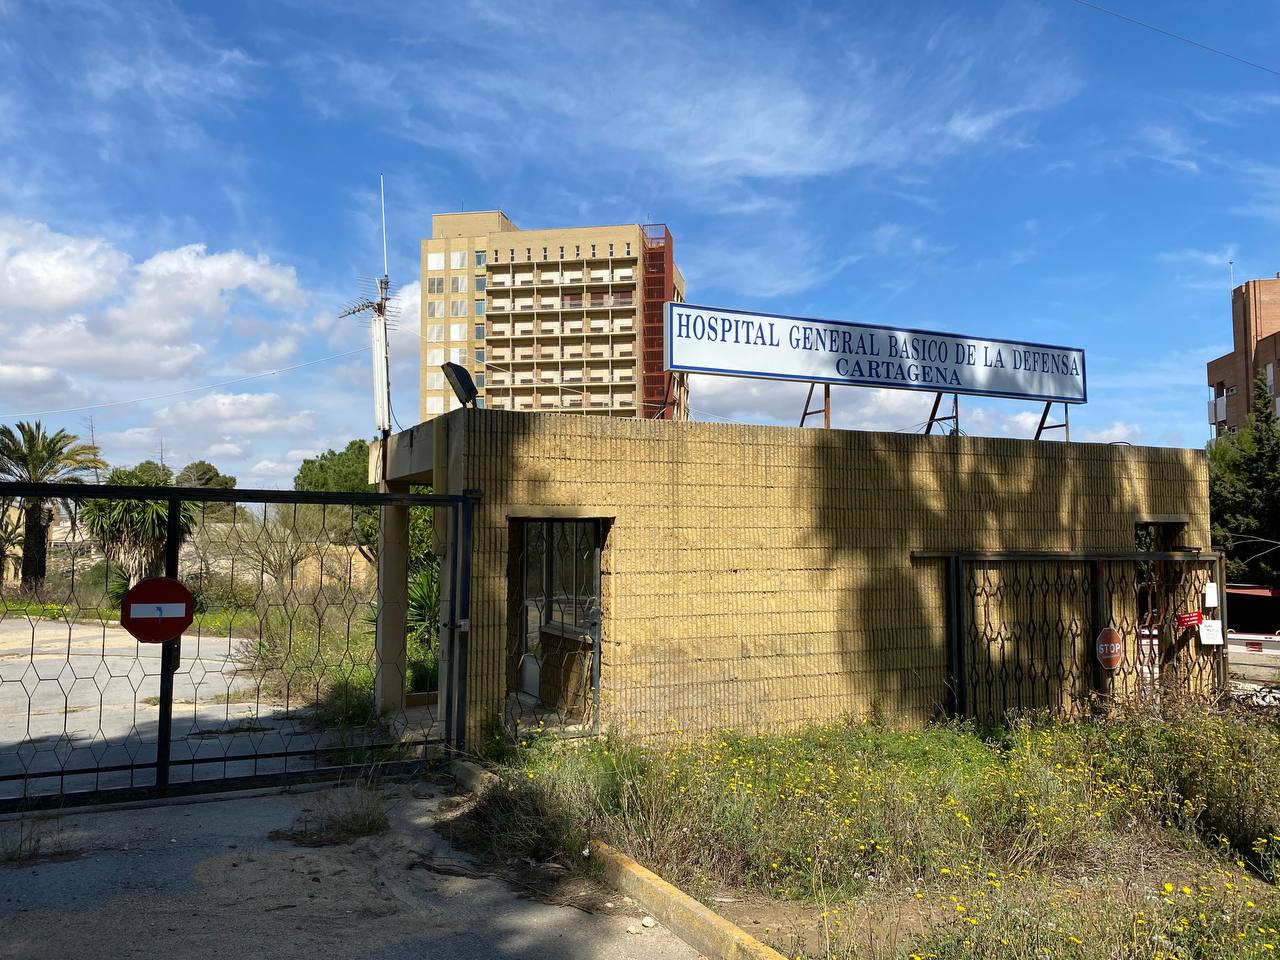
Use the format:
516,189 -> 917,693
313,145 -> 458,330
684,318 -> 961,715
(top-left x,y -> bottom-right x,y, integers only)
115,497 -> 191,792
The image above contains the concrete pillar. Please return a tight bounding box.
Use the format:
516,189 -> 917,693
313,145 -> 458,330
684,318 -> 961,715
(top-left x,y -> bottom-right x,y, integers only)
375,479 -> 410,716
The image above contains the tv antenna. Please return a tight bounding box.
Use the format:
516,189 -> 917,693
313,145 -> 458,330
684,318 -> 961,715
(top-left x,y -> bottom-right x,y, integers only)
338,174 -> 398,481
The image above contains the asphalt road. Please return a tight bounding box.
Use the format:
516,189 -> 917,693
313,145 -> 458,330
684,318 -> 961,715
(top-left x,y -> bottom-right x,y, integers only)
0,618 -> 335,801
0,784 -> 700,960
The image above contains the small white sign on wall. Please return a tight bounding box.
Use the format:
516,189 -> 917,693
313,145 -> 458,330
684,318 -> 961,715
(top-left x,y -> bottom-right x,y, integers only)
1200,619 -> 1224,646
1204,581 -> 1219,608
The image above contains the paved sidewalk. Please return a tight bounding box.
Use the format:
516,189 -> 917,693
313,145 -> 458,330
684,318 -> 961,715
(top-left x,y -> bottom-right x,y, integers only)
0,782 -> 700,960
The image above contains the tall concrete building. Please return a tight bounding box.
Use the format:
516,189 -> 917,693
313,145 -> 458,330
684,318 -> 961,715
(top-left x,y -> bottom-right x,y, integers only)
419,211 -> 687,422
1207,276 -> 1280,438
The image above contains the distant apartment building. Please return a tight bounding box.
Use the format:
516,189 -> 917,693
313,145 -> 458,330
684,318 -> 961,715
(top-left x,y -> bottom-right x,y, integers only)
419,211 -> 688,422
1207,276 -> 1280,438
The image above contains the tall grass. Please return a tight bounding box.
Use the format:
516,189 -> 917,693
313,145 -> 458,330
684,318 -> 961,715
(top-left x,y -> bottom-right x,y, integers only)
455,706 -> 1280,956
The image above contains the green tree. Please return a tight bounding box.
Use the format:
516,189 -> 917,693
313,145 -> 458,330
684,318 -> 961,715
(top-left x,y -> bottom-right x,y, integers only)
293,438 -> 438,568
1209,369 -> 1280,584
79,464 -> 197,589
0,421 -> 105,590
175,460 -> 236,490
294,440 -> 372,496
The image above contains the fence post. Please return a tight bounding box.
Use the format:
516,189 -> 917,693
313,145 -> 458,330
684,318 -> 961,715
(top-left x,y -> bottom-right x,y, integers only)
447,491 -> 477,753
1091,558 -> 1110,706
155,495 -> 182,792
946,555 -> 966,718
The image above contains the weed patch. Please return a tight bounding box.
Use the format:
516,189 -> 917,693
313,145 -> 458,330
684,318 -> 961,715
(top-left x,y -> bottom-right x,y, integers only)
454,705 -> 1280,958
270,783 -> 389,846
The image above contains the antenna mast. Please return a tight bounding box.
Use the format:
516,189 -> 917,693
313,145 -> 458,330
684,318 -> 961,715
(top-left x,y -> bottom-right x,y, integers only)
337,175 -> 395,481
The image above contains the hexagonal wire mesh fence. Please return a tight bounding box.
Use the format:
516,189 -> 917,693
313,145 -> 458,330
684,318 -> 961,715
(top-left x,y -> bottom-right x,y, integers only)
0,481 -> 474,811
930,551 -> 1229,724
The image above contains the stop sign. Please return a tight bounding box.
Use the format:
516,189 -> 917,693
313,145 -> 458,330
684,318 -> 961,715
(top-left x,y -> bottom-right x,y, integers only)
120,577 -> 194,644
1095,626 -> 1124,671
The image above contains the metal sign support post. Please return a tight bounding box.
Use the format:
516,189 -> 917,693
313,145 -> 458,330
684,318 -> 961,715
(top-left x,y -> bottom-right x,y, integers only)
799,382 -> 831,429
925,392 -> 959,435
1034,401 -> 1070,442
155,496 -> 182,792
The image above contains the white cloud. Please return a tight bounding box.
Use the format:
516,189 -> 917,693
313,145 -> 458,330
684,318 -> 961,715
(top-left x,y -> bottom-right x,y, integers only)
248,459 -> 297,478
153,391 -> 314,437
0,218 -> 129,312
0,362 -> 88,413
206,439 -> 250,458
1077,421 -> 1142,444
293,4 -> 1077,199
868,224 -> 950,258
108,243 -> 303,342
1136,126 -> 1201,175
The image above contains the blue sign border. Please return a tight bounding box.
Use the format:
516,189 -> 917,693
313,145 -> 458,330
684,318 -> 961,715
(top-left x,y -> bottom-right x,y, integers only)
664,302 -> 1088,405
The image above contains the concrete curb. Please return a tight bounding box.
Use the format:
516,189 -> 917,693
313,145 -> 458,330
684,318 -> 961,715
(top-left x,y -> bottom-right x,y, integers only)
446,760 -> 783,960
589,839 -> 787,960
450,758 -> 498,794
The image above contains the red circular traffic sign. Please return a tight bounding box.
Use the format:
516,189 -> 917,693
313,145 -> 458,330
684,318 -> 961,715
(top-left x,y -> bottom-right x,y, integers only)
120,577 -> 194,644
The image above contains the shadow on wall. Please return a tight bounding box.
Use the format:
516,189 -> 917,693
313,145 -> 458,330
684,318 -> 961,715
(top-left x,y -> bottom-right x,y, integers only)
807,430 -> 1208,724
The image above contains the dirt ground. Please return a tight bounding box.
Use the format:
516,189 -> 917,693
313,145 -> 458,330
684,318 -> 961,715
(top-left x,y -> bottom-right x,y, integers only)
0,779 -> 700,960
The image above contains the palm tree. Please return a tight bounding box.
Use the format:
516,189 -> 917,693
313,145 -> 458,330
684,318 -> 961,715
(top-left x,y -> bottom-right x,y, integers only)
0,421 -> 105,591
79,466 -> 197,589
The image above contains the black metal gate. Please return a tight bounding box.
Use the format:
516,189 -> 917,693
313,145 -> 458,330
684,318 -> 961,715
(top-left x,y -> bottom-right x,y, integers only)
0,481 -> 475,811
931,551 -> 1229,724
505,519 -> 602,738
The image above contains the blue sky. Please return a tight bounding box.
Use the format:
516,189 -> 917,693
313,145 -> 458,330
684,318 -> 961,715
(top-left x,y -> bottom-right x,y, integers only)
1,0 -> 1277,486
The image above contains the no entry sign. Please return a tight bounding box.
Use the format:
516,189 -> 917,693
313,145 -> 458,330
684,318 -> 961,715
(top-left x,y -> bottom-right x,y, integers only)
120,577 -> 194,644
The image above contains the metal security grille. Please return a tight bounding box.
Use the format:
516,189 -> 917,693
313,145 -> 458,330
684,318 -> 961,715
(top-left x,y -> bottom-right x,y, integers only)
929,551 -> 1228,724
505,519 -> 601,738
0,481 -> 474,812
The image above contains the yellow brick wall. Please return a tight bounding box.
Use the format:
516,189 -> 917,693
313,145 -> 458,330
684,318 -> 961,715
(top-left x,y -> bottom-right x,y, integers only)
457,409 -> 1210,741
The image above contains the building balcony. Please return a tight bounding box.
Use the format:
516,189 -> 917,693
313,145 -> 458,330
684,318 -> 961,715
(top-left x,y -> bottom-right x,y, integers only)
1209,396 -> 1227,424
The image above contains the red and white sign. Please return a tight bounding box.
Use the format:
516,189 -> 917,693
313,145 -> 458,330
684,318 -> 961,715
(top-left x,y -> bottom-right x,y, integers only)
1096,627 -> 1124,671
120,577 -> 194,644
1175,611 -> 1203,629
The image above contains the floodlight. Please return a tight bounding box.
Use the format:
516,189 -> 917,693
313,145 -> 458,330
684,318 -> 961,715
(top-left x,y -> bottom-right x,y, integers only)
442,362 -> 479,407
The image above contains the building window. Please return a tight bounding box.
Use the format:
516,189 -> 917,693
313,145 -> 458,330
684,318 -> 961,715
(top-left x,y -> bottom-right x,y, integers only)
625,242 -> 631,255
476,373 -> 486,388
475,301 -> 486,316
426,372 -> 444,389
425,396 -> 444,414
590,244 -> 596,257
608,243 -> 613,257
426,323 -> 444,341
559,246 -> 564,259
427,347 -> 444,365
475,276 -> 486,292
451,347 -> 467,365
450,275 -> 467,293
525,247 -> 531,261
450,250 -> 467,270
426,301 -> 444,318
1227,385 -> 1239,396
509,248 -> 515,262
476,348 -> 485,364
574,245 -> 580,257
541,247 -> 548,260
476,397 -> 486,409
475,324 -> 485,339
452,300 -> 469,317
427,277 -> 444,294
426,252 -> 445,271
450,323 -> 467,340
1267,362 -> 1275,394
475,250 -> 486,268
493,249 -> 498,262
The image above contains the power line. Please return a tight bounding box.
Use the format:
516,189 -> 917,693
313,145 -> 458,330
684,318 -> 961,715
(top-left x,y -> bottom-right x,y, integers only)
1068,0 -> 1280,79
0,347 -> 370,420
